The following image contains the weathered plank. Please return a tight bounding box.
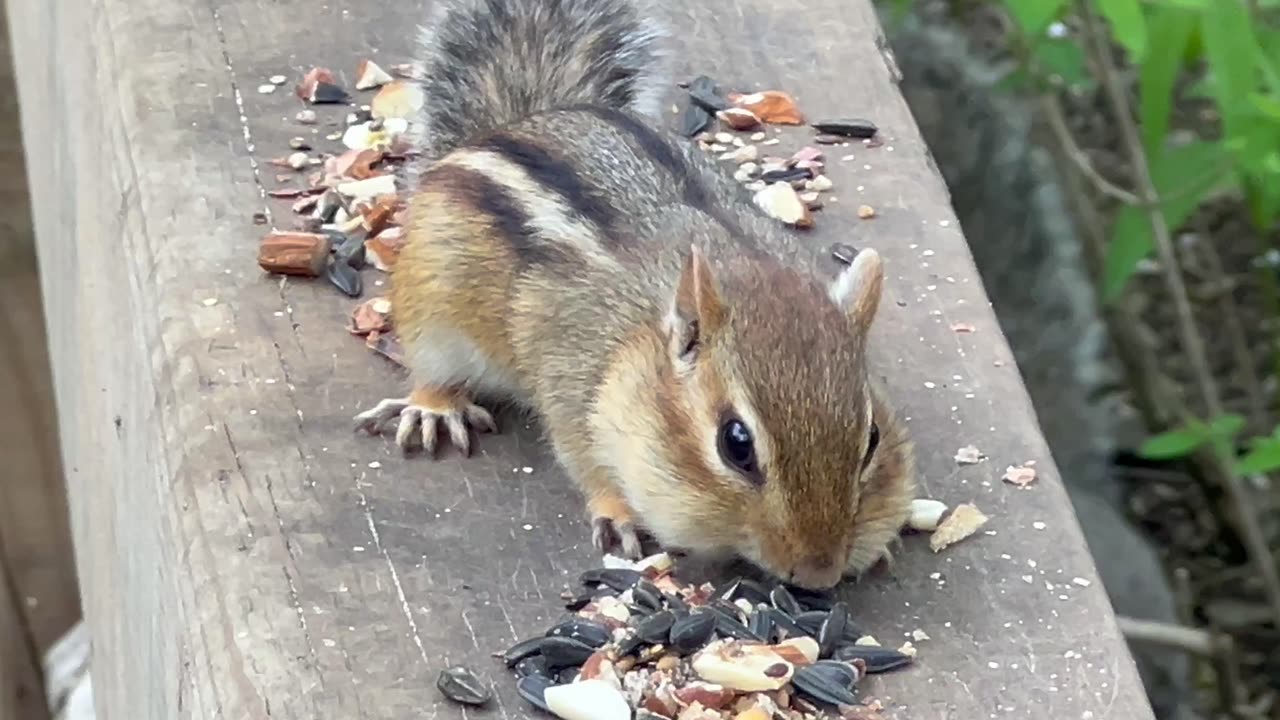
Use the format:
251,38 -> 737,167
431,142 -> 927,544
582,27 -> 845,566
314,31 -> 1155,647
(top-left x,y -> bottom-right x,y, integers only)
0,6 -> 77,720
8,0 -> 1155,718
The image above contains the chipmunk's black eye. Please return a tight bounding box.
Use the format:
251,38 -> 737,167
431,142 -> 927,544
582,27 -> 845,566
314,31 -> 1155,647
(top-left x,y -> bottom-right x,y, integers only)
717,417 -> 758,478
863,422 -> 880,470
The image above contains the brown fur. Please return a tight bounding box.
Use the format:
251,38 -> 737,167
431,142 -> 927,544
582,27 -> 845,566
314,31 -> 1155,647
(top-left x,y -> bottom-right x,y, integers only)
360,0 -> 916,589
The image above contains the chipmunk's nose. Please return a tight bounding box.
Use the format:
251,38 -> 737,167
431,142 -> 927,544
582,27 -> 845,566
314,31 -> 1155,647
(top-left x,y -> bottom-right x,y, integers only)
788,551 -> 843,590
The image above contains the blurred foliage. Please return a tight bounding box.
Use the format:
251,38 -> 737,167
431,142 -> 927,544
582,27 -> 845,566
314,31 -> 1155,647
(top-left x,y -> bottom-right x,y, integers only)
892,0 -> 1280,473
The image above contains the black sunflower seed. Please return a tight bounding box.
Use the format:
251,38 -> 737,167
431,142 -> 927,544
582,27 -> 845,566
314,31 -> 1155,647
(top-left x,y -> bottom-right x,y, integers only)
749,603 -> 775,642
679,103 -> 712,137
579,568 -> 642,591
627,603 -> 654,619
685,75 -> 730,113
335,233 -> 366,270
664,592 -> 689,612
710,598 -> 749,623
811,659 -> 861,687
810,118 -> 878,139
766,607 -> 810,640
633,579 -> 665,611
718,577 -> 771,605
437,665 -> 492,706
539,637 -> 596,671
769,585 -> 803,616
789,587 -> 836,612
832,645 -> 913,673
562,590 -> 596,612
818,601 -> 849,659
326,259 -> 362,297
502,636 -> 548,668
311,81 -> 349,104
791,664 -> 858,707
705,605 -> 763,642
760,167 -> 811,184
794,610 -> 827,635
830,243 -> 858,265
615,631 -> 646,658
635,610 -> 677,643
669,611 -> 716,653
516,674 -> 554,713
513,655 -> 550,679
546,617 -> 610,648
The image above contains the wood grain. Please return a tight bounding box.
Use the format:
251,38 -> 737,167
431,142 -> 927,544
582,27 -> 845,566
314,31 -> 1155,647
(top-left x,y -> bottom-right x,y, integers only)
7,0 -> 1155,718
0,4 -> 78,720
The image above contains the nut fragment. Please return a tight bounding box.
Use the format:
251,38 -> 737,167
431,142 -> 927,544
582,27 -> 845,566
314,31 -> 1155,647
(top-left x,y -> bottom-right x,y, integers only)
954,445 -> 985,465
257,231 -> 331,277
730,90 -> 804,125
1002,464 -> 1038,487
371,80 -> 425,120
856,204 -> 876,219
930,503 -> 989,552
717,107 -> 761,130
545,678 -> 631,720
355,59 -> 395,90
691,639 -> 794,691
753,183 -> 813,229
349,297 -> 392,336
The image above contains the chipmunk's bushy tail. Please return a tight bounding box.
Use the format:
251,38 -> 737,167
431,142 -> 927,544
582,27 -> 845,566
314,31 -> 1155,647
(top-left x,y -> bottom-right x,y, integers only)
414,0 -> 671,162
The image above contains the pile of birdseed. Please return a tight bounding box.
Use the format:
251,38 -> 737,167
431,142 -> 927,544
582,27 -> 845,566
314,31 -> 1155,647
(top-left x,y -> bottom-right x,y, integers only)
437,553 -> 912,719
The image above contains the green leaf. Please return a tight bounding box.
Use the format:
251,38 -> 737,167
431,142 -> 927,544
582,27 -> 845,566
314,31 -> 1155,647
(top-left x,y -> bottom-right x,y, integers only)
1200,0 -> 1259,131
1139,427 -> 1209,460
1234,438 -> 1280,475
1007,0 -> 1068,37
1140,5 -> 1196,156
1098,0 -> 1149,62
1209,413 -> 1246,439
1250,93 -> 1280,121
1102,141 -> 1233,300
1033,37 -> 1094,90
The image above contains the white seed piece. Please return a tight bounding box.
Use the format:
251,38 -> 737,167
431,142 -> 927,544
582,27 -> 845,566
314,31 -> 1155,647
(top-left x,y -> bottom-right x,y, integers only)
907,498 -> 949,532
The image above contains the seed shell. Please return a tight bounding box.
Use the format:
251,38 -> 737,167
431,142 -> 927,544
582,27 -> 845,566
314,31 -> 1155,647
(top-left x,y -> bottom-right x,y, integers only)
547,617 -> 610,648
818,602 -> 849,659
437,665 -> 492,706
718,577 -> 771,605
635,610 -> 677,643
516,674 -> 555,713
809,118 -> 878,139
769,585 -> 803,616
580,568 -> 642,591
790,664 -> 858,706
503,636 -> 548,667
540,636 -> 597,670
749,603 -> 775,641
766,608 -> 809,641
832,645 -> 914,673
670,611 -> 717,653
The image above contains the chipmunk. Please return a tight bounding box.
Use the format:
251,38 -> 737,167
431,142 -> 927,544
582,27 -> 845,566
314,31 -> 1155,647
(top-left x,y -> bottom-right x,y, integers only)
354,0 -> 916,590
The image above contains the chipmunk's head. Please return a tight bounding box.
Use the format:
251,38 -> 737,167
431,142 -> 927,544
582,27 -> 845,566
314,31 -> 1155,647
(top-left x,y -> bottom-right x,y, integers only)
600,245 -> 915,590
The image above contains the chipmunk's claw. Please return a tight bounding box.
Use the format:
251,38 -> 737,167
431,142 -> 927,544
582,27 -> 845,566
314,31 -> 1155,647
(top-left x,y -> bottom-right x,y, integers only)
354,390 -> 496,457
591,516 -> 644,560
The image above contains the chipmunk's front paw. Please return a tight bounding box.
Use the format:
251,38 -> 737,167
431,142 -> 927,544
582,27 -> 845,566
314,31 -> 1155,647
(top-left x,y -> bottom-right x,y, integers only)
353,386 -> 496,457
588,492 -> 644,560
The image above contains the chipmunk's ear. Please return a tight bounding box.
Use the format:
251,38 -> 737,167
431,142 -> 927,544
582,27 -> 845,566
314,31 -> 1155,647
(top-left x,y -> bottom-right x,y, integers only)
829,247 -> 883,335
666,245 -> 726,366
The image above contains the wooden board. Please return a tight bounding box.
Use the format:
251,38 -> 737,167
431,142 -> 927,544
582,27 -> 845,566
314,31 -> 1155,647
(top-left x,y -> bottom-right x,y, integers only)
0,5 -> 78,719
7,0 -> 1155,718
